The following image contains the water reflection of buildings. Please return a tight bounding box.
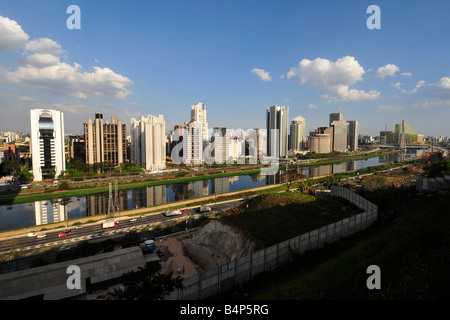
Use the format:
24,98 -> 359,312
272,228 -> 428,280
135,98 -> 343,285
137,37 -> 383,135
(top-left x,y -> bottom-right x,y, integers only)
172,183 -> 189,201
189,180 -> 209,198
212,177 -> 230,194
132,185 -> 166,208
86,192 -> 127,216
34,200 -> 64,226
249,172 -> 263,182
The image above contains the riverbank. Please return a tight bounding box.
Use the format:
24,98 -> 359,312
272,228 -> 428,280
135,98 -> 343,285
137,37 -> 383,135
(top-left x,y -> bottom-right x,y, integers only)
0,149 -> 401,205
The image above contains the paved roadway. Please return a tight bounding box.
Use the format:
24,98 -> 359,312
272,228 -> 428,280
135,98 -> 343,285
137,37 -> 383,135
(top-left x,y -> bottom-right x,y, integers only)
0,199 -> 242,256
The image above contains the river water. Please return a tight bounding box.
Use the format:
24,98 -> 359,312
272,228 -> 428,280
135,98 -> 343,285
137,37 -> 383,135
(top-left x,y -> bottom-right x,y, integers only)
0,149 -> 425,231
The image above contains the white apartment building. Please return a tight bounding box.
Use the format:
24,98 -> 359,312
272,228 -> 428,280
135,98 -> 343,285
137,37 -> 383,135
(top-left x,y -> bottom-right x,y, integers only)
131,114 -> 166,172
185,120 -> 203,166
30,109 -> 66,182
191,102 -> 209,143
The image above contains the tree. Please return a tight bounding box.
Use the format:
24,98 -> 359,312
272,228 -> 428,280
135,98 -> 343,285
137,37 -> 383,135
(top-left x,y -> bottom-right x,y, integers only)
322,175 -> 343,189
0,160 -> 20,177
109,265 -> 183,300
18,169 -> 33,183
298,178 -> 314,194
280,168 -> 306,192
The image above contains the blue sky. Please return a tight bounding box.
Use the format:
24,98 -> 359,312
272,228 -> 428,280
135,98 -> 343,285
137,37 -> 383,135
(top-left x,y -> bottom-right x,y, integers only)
1,0 -> 449,137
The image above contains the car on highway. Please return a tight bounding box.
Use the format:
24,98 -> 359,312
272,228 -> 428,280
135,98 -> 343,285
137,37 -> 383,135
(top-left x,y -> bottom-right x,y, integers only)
163,209 -> 182,217
58,231 -> 69,238
197,205 -> 211,213
75,225 -> 83,229
59,246 -> 71,251
37,234 -> 47,239
27,232 -> 37,237
129,218 -> 137,222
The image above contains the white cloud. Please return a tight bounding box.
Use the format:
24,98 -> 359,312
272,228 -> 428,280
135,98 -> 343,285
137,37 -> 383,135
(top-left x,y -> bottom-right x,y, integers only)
374,105 -> 406,113
376,64 -> 400,78
18,96 -> 37,102
438,77 -> 450,90
412,100 -> 450,109
401,72 -> 412,77
0,16 -> 29,51
5,63 -> 133,99
0,15 -> 134,100
20,53 -> 60,68
286,56 -> 380,102
251,68 -> 272,81
391,80 -> 425,94
299,103 -> 317,109
25,38 -> 62,55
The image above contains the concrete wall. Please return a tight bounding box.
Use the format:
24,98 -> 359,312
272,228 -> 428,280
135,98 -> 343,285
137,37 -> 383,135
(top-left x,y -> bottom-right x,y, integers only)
0,246 -> 146,300
167,186 -> 378,300
416,175 -> 450,193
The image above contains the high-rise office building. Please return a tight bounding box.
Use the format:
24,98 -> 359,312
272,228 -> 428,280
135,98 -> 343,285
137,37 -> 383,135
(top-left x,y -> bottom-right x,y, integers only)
347,120 -> 359,152
131,114 -> 166,172
329,113 -> 343,126
331,120 -> 349,153
289,116 -> 307,151
30,109 -> 66,181
191,102 -> 208,143
266,105 -> 289,158
84,113 -> 126,165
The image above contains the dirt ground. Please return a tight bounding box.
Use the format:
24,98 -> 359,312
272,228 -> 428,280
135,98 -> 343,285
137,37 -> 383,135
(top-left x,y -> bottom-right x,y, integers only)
156,234 -> 201,279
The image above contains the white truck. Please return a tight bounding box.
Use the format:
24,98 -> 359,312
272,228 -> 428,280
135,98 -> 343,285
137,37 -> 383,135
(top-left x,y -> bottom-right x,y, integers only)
102,219 -> 118,229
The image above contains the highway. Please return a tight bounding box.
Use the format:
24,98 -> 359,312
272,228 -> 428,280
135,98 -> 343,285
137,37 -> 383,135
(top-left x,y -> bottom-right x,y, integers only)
0,199 -> 242,256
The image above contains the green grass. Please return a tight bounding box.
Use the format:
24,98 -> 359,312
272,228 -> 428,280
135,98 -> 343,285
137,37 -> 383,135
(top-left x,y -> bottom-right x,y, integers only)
215,192 -> 364,249
216,189 -> 450,300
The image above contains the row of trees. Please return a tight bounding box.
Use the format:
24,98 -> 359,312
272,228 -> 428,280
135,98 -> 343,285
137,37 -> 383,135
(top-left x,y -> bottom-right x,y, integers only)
59,158 -> 144,180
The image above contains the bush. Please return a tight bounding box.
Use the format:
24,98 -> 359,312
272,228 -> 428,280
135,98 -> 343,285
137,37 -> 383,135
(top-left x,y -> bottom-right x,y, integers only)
58,181 -> 70,190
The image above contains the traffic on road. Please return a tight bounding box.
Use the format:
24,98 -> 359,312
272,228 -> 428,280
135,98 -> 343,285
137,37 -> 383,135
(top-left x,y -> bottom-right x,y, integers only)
0,199 -> 242,255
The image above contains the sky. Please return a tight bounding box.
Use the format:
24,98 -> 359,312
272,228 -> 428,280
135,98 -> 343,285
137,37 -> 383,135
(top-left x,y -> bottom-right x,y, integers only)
0,0 -> 449,137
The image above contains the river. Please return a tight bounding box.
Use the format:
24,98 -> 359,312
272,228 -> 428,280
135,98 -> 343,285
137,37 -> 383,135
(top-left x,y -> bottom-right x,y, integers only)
0,149 -> 426,231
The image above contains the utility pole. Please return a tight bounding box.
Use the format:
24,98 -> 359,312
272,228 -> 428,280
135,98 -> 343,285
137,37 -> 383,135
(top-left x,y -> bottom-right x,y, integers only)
107,183 -> 114,219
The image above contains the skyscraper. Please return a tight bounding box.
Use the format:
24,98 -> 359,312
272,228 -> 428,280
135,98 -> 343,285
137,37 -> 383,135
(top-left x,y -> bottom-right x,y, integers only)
266,105 -> 289,158
191,102 -> 208,143
347,120 -> 359,152
30,109 -> 66,181
131,114 -> 166,172
329,113 -> 343,126
331,120 -> 349,153
289,116 -> 307,151
84,113 -> 126,165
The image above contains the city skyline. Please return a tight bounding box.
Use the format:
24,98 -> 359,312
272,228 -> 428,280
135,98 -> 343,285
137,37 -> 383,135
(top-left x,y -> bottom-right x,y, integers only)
1,1 -> 450,137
